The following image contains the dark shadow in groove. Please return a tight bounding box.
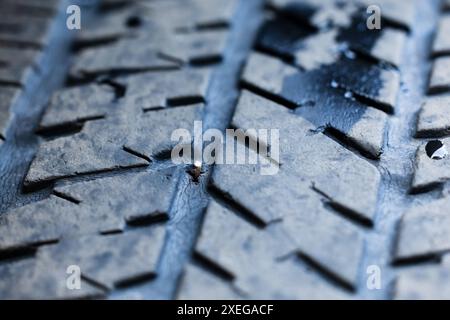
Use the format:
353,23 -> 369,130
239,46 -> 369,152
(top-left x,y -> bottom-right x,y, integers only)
0,239 -> 58,263
431,51 -> 450,59
297,252 -> 355,293
122,146 -> 151,162
241,81 -> 297,109
197,22 -> 230,31
0,80 -> 22,88
100,229 -> 123,236
176,22 -> 230,34
52,190 -> 81,204
189,56 -> 223,67
0,246 -> 37,263
352,49 -> 398,72
344,88 -> 395,115
23,164 -> 148,193
0,39 -> 42,50
193,252 -> 235,282
126,212 -> 169,227
152,148 -> 174,161
227,124 -> 271,157
312,185 -> 373,228
415,128 -> 450,139
36,120 -> 92,138
264,3 -> 319,33
81,275 -> 109,292
99,78 -> 127,99
409,182 -> 442,195
326,202 -> 373,229
382,18 -> 411,33
323,126 -> 380,161
72,37 -> 120,52
66,66 -> 181,87
115,273 -> 156,289
428,85 -> 450,95
157,52 -> 184,65
254,44 -> 296,66
99,0 -> 131,11
392,253 -> 442,267
22,179 -> 54,194
167,96 -> 205,107
208,184 -> 266,229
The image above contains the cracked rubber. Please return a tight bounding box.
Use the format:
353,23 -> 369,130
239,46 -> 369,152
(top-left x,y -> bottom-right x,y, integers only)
0,0 -> 448,300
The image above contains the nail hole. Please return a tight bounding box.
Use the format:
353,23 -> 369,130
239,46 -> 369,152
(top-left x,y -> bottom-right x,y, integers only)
426,140 -> 448,160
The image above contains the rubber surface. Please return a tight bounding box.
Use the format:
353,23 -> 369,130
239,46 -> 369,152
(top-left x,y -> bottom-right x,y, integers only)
0,0 -> 449,299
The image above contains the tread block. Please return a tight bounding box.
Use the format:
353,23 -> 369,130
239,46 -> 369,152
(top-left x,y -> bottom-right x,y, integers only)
257,8 -> 407,68
177,264 -> 241,300
36,226 -> 166,289
242,53 -> 390,157
0,47 -> 40,86
193,91 -> 378,289
116,69 -> 210,111
209,146 -> 365,291
0,16 -> 53,47
70,37 -> 179,77
26,105 -> 203,186
39,84 -> 116,131
186,200 -> 351,299
230,90 -> 381,221
0,195 -> 121,251
394,256 -> 450,299
0,258 -> 103,299
416,95 -> 450,138
268,0 -> 416,31
78,0 -> 236,44
0,226 -> 165,299
338,26 -> 407,67
152,0 -> 236,32
429,57 -> 450,94
433,15 -> 450,56
0,170 -> 176,250
231,91 -> 381,221
328,59 -> 400,110
395,198 -> 450,261
39,70 -> 210,130
411,138 -> 450,191
71,31 -> 227,77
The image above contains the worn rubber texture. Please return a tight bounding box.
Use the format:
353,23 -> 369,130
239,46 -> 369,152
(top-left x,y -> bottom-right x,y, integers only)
0,0 -> 448,299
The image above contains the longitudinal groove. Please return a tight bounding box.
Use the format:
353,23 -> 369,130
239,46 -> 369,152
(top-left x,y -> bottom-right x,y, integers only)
109,0 -> 266,299
356,0 -> 442,299
0,0 -> 84,213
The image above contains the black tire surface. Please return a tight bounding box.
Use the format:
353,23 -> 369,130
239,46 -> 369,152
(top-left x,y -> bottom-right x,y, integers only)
0,0 -> 449,299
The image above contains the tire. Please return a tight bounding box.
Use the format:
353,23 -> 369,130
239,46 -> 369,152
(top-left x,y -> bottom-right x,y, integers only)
0,0 -> 447,300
